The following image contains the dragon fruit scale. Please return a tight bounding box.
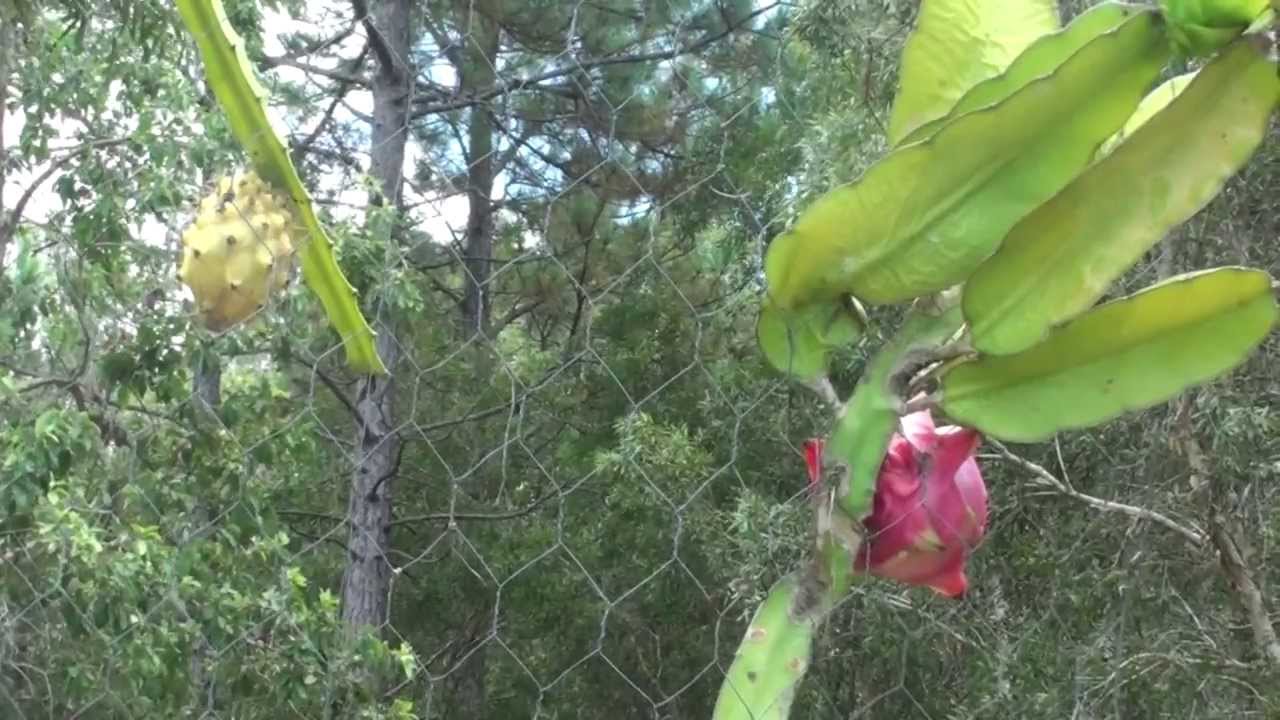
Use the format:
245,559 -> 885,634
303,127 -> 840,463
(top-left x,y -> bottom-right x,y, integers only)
178,170 -> 297,332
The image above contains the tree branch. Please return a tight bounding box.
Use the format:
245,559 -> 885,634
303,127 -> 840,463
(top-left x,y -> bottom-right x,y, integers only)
1173,396 -> 1280,667
291,356 -> 360,421
1208,513 -> 1280,666
387,489 -> 557,528
0,137 -> 130,256
410,2 -> 779,117
988,439 -> 1207,547
260,55 -> 368,86
351,0 -> 399,79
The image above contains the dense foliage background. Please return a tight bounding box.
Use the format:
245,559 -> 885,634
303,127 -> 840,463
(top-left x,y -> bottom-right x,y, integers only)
2,1 -> 1278,717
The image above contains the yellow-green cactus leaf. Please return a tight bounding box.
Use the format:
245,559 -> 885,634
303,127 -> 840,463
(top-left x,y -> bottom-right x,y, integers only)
901,2 -> 1136,146
888,0 -> 1060,146
711,573 -> 815,720
964,38 -> 1279,356
176,0 -> 385,374
756,297 -> 866,381
1161,0 -> 1268,55
942,267 -> 1278,443
764,11 -> 1170,309
1098,69 -> 1198,156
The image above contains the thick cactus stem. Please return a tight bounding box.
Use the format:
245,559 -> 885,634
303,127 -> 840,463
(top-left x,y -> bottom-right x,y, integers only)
178,170 -> 298,332
712,538 -> 854,720
828,300 -> 966,523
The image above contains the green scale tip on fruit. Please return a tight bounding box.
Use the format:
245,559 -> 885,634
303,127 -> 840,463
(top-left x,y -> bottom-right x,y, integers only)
178,169 -> 298,332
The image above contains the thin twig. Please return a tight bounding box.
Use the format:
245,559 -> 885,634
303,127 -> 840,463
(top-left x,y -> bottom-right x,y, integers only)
0,137 -> 130,254
988,439 -> 1206,547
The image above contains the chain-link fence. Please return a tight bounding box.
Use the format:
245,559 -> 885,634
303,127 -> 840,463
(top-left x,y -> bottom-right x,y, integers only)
3,1 -> 1280,718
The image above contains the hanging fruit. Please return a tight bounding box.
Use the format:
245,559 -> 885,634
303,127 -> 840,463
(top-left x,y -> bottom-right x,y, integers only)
178,170 -> 298,332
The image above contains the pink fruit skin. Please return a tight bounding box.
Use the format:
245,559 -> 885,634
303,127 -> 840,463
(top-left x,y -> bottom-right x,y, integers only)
806,410 -> 988,598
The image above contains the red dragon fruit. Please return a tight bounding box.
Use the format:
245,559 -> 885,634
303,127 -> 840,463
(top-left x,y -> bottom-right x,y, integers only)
804,409 -> 988,598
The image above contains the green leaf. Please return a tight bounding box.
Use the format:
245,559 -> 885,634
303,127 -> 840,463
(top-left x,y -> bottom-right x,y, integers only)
964,38 -> 1279,356
756,297 -> 866,381
888,0 -> 1060,146
764,11 -> 1170,308
1097,69 -> 1198,156
827,303 -> 964,521
176,0 -> 385,374
901,2 -> 1136,146
941,267 -> 1278,443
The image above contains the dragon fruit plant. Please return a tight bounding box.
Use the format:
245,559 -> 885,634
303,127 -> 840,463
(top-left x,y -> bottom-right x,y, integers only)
175,0 -> 384,373
716,0 -> 1279,717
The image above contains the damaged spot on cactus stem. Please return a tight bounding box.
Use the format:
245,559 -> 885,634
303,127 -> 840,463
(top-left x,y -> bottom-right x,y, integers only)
747,627 -> 767,642
787,657 -> 805,674
229,281 -> 241,291
226,235 -> 236,246
746,671 -> 758,683
191,249 -> 202,258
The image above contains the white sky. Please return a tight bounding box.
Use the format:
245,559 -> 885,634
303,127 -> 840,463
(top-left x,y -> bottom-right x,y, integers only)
1,6 -> 469,268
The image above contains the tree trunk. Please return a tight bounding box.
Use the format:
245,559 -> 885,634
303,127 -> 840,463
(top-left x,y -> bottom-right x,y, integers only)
458,14 -> 499,338
0,18 -> 13,265
341,0 -> 412,632
342,327 -> 400,629
188,348 -> 221,712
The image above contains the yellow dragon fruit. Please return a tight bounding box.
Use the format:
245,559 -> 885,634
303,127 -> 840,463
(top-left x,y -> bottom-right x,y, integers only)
178,170 -> 297,332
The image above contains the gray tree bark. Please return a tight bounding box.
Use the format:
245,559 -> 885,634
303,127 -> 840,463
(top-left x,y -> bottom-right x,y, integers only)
188,349 -> 221,713
458,13 -> 499,338
0,18 -> 13,265
340,0 -> 412,632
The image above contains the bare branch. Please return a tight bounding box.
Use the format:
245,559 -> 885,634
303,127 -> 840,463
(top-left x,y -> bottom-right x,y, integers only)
260,55 -> 368,85
988,439 -> 1207,547
0,137 -> 130,256
1173,396 -> 1280,667
350,0 -> 399,79
804,376 -> 840,412
388,489 -> 558,528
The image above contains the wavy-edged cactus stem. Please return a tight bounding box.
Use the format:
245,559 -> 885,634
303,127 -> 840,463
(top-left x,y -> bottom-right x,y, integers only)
715,292 -> 968,719
180,170 -> 297,333
712,537 -> 855,720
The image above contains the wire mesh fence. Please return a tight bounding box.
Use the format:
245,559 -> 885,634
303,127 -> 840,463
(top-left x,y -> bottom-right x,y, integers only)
3,1 -> 1280,718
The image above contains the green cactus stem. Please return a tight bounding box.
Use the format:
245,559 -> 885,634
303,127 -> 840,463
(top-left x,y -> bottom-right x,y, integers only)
712,537 -> 855,720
